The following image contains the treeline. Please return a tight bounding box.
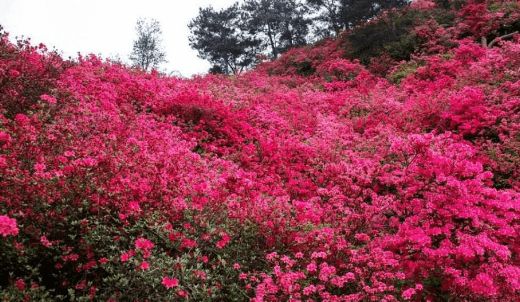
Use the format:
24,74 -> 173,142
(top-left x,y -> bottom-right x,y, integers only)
188,0 -> 520,76
188,0 -> 439,74
188,0 -> 413,74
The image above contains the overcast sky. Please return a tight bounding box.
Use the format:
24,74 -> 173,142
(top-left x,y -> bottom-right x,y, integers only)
0,0 -> 239,78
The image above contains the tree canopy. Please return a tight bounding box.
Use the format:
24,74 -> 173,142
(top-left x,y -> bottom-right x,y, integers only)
189,0 -> 311,74
241,0 -> 311,59
188,3 -> 261,75
188,0 -> 413,73
129,18 -> 167,72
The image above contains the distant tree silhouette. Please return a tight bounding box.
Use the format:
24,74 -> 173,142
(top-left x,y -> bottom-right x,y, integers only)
241,0 -> 311,59
188,3 -> 261,75
129,18 -> 167,72
188,0 -> 415,73
346,4 -> 419,65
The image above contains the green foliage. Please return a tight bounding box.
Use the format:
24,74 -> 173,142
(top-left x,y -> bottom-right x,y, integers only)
209,64 -> 225,75
383,32 -> 418,63
420,274 -> 454,301
296,61 -> 315,76
431,9 -> 457,27
306,0 -> 412,38
345,9 -> 419,65
188,3 -> 260,75
489,2 -> 502,13
433,0 -> 466,11
344,0 -> 468,68
242,0 -> 312,59
485,140 -> 520,190
387,60 -> 423,84
189,0 -> 311,74
438,53 -> 454,60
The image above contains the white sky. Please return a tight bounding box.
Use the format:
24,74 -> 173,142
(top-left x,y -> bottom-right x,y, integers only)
0,0 -> 239,78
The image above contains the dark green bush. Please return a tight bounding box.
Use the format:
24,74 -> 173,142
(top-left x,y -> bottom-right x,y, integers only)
345,9 -> 419,65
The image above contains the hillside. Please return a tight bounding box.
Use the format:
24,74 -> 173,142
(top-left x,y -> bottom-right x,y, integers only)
1,0 -> 520,301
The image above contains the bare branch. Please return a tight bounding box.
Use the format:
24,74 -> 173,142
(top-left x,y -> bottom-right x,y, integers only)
481,36 -> 487,48
487,31 -> 519,48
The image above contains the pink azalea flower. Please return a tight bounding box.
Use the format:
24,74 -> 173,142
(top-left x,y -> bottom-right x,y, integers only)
135,238 -> 154,250
8,69 -> 20,77
162,277 -> 179,289
40,236 -> 52,247
139,261 -> 150,270
34,163 -> 46,173
306,263 -> 317,273
0,215 -> 19,237
176,290 -> 189,297
15,279 -> 25,291
40,94 -> 57,104
121,253 -> 129,262
402,288 -> 416,300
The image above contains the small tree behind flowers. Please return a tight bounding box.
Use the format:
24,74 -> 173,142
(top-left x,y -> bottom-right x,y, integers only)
129,18 -> 167,72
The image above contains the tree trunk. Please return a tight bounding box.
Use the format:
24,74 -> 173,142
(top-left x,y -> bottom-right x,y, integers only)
267,24 -> 278,58
486,31 -> 519,48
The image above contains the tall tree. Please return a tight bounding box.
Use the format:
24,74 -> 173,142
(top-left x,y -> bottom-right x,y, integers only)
305,0 -> 344,38
242,0 -> 311,59
188,3 -> 261,75
129,18 -> 167,72
277,0 -> 312,53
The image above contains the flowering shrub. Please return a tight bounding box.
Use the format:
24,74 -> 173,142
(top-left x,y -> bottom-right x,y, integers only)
1,2 -> 520,300
368,52 -> 399,77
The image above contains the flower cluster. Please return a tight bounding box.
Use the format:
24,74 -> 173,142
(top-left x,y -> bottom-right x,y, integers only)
0,215 -> 18,237
1,2 -> 520,300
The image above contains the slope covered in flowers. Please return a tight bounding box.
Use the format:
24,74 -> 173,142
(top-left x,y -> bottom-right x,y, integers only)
1,0 -> 520,301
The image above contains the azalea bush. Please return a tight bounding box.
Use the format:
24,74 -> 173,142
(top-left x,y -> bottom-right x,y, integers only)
1,1 -> 520,300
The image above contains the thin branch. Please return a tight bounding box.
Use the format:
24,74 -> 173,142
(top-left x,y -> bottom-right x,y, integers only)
486,31 -> 519,48
481,36 -> 487,48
